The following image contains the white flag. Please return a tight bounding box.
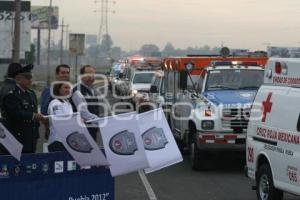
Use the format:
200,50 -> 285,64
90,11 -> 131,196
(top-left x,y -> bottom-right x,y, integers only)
138,108 -> 183,173
52,114 -> 108,167
98,112 -> 150,177
0,123 -> 23,161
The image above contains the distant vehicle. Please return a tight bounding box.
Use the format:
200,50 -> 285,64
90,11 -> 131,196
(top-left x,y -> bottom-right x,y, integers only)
114,57 -> 162,110
148,48 -> 268,170
119,67 -> 156,110
108,63 -> 122,93
246,58 -> 300,200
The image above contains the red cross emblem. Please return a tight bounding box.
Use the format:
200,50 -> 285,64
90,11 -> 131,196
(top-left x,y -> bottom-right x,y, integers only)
262,92 -> 273,122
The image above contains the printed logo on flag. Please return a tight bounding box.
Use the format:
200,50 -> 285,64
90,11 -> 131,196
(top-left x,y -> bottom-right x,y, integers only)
54,161 -> 64,173
67,161 -> 77,171
109,130 -> 137,155
0,164 -> 9,178
14,165 -> 21,176
66,132 -> 93,153
142,127 -> 168,151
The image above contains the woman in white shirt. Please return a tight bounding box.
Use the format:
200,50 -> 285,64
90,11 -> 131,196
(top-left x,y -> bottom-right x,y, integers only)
47,82 -> 73,152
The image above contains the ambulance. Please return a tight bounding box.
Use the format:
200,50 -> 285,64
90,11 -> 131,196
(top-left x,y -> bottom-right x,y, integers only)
246,58 -> 300,200
149,49 -> 268,170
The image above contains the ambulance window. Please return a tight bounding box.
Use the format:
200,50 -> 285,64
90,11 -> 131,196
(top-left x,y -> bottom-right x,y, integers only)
188,75 -> 201,90
196,77 -> 204,91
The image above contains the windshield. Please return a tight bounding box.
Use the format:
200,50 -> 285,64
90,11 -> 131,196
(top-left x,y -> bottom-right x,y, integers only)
133,73 -> 155,84
110,68 -> 120,76
205,69 -> 264,91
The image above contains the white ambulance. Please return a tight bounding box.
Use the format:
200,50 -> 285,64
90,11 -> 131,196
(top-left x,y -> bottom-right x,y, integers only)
246,58 -> 300,200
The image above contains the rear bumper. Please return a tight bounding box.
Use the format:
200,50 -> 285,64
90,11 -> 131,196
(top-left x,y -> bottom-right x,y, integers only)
196,131 -> 246,151
196,143 -> 245,151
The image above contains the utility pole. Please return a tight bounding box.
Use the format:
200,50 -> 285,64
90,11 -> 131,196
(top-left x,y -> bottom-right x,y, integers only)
47,0 -> 53,86
37,28 -> 41,65
59,18 -> 69,64
94,0 -> 116,66
65,27 -> 71,65
12,0 -> 21,62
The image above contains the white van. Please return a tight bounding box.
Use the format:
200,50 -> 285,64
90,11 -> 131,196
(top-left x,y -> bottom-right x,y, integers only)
246,58 -> 300,200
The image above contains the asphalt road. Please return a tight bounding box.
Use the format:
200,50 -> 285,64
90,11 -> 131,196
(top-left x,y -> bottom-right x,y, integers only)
115,154 -> 299,200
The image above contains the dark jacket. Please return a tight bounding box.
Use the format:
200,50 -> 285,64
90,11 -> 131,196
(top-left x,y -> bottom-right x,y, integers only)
40,86 -> 53,115
71,84 -> 101,140
2,86 -> 39,153
0,78 -> 16,114
72,84 -> 101,116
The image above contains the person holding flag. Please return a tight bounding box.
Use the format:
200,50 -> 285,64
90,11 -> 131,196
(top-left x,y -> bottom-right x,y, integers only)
71,65 -> 102,141
47,82 -> 73,152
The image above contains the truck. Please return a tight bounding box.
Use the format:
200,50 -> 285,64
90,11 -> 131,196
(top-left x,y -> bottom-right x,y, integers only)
149,49 -> 268,170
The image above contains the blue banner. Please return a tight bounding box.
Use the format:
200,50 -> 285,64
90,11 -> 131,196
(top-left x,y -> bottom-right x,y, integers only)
0,152 -> 114,200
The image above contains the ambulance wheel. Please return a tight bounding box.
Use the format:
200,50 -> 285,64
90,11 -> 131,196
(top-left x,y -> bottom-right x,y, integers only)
190,139 -> 206,171
256,164 -> 283,200
189,125 -> 206,170
176,139 -> 186,154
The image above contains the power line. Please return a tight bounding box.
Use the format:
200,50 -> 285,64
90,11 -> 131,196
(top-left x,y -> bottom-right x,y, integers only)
94,0 -> 116,65
94,0 -> 116,45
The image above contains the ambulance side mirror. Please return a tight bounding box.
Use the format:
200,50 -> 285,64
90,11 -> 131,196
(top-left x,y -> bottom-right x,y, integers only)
297,114 -> 300,132
179,71 -> 188,90
150,85 -> 158,93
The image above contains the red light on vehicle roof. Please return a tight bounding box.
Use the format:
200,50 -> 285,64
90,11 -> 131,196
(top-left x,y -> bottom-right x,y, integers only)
275,62 -> 282,74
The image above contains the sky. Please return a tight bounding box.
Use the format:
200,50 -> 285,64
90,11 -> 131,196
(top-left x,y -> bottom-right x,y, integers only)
30,0 -> 300,51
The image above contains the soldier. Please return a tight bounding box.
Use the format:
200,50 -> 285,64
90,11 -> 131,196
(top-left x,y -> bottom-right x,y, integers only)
0,63 -> 22,154
1,64 -> 45,153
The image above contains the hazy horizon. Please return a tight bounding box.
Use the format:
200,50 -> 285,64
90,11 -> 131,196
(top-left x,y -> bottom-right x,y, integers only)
30,0 -> 300,51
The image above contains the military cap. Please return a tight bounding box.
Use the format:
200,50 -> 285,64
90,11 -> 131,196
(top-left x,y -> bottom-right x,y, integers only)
15,64 -> 34,78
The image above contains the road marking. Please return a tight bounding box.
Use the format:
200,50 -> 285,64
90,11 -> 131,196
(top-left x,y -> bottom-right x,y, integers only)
138,170 -> 158,200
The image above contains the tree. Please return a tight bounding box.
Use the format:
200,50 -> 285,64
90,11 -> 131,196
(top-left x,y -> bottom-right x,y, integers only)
25,44 -> 35,64
162,42 -> 175,57
111,47 -> 122,61
139,44 -> 160,57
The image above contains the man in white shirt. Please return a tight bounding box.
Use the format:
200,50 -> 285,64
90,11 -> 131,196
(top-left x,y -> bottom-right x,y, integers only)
71,65 -> 101,141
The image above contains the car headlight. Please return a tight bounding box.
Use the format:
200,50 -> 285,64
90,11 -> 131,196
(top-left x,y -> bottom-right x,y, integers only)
132,89 -> 138,95
201,120 -> 214,130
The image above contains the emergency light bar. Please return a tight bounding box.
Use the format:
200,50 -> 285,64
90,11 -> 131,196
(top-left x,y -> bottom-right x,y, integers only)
136,66 -> 160,71
211,61 -> 259,67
